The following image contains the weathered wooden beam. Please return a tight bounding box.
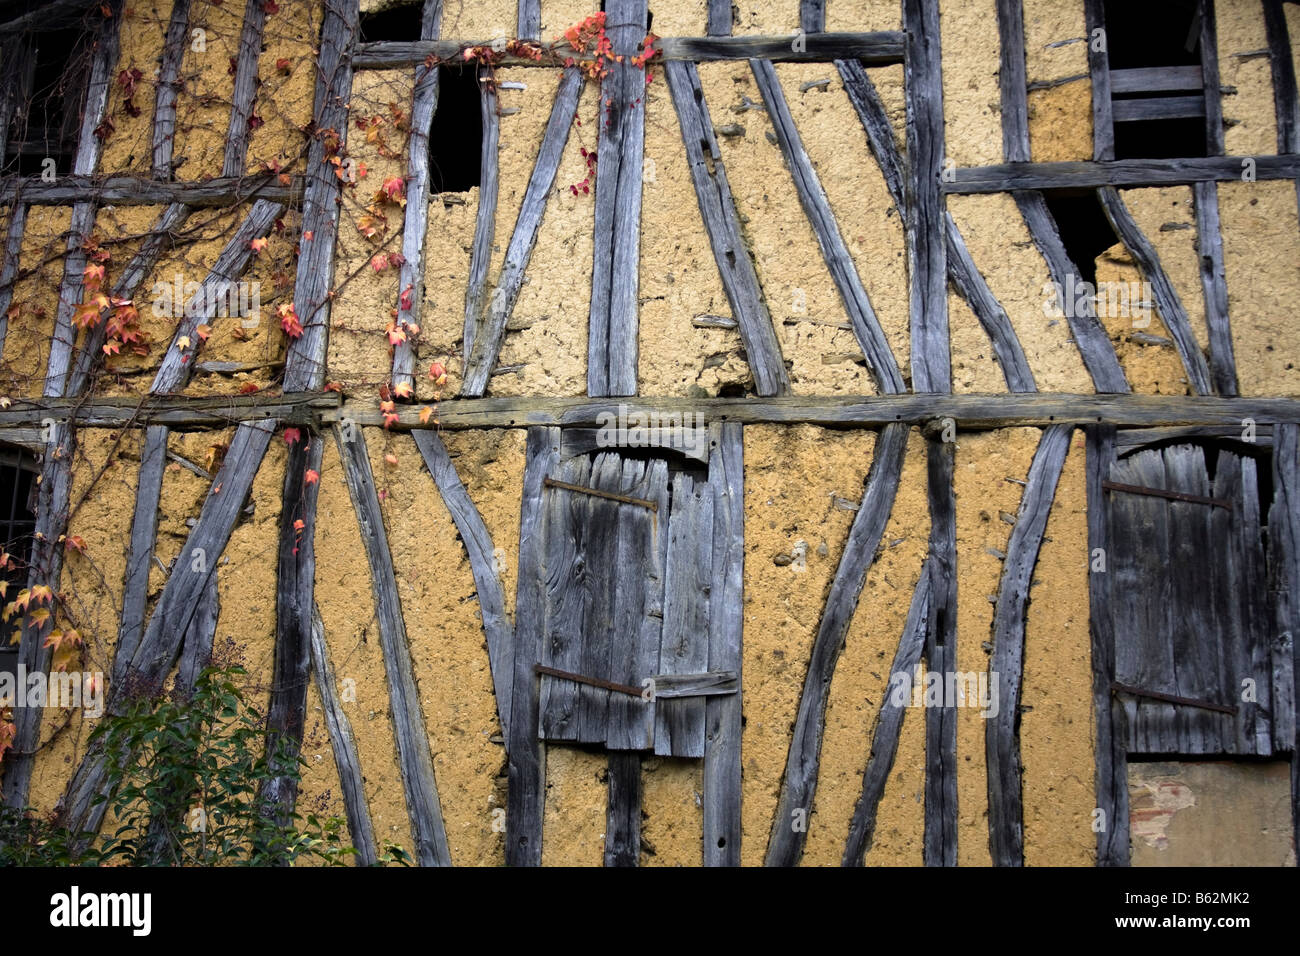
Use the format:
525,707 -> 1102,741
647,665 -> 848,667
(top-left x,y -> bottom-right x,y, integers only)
800,0 -> 825,33
1192,182 -> 1237,396
463,66 -> 499,357
0,174 -> 302,206
923,435 -> 957,866
411,429 -> 513,739
332,423 -> 451,866
173,571 -> 219,695
0,392 -> 336,429
0,202 -> 26,361
765,423 -> 908,866
309,604 -> 380,866
604,752 -> 641,867
835,59 -> 1035,392
390,0 -> 445,395
1084,0 -> 1114,160
1115,423 -> 1270,450
111,424 -> 168,682
517,0 -> 540,41
222,0 -> 268,178
665,60 -> 789,397
945,155 -> 1300,193
282,0 -> 360,393
707,0 -> 731,36
1015,191 -> 1129,393
55,418 -> 278,831
1263,0 -> 1300,154
1109,66 -> 1204,94
1086,425 -> 1129,865
752,58 -> 903,394
258,431 -> 325,832
68,202 -> 192,397
150,199 -> 284,394
588,0 -> 647,397
1112,96 -> 1206,122
1096,186 -> 1213,395
1269,423 -> 1300,859
986,424 -> 1072,866
903,0 -> 949,392
1199,0 -> 1225,155
327,393 -> 1300,431
506,426 -> 560,866
352,33 -> 907,69
151,0 -> 190,179
703,425 -> 743,865
996,0 -> 1031,163
843,563 -> 930,865
461,69 -> 582,396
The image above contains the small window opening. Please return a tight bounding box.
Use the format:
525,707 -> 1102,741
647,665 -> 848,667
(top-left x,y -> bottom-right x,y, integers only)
1103,0 -> 1208,159
0,446 -> 37,687
1043,191 -> 1119,287
5,27 -> 89,176
428,66 -> 482,194
358,3 -> 421,42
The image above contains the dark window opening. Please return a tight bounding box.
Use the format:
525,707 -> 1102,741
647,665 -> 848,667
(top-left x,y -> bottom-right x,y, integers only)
428,66 -> 482,194
4,27 -> 90,176
1043,191 -> 1119,286
0,447 -> 37,689
359,3 -> 421,42
1103,0 -> 1208,159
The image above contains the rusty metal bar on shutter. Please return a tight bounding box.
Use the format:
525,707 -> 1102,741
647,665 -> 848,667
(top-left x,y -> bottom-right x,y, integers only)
1110,681 -> 1238,715
1102,479 -> 1232,510
543,477 -> 659,512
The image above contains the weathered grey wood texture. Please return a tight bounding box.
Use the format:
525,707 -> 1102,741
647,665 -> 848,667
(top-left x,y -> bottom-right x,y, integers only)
665,60 -> 790,397
412,428 -> 513,739
0,175 -> 300,207
462,69 -> 582,396
703,421 -> 743,865
903,0 -> 949,392
283,0 -> 359,392
923,436 -> 957,866
996,0 -> 1030,162
222,0 -> 267,178
1015,191 -> 1128,393
0,203 -> 27,361
390,0 -> 445,394
506,426 -> 560,865
1084,0 -> 1114,160
946,156 -> 1300,193
843,565 -> 930,865
332,423 -> 450,866
1097,187 -> 1212,396
587,0 -> 646,398
752,57 -> 902,394
766,423 -> 908,865
463,65 -> 499,357
1193,181 -> 1238,396
151,0 -> 191,178
1086,426 -> 1129,864
986,424 -> 1072,866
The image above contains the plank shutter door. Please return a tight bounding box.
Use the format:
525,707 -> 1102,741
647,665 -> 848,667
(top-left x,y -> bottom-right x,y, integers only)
655,472 -> 713,758
538,450 -> 671,751
1108,441 -> 1273,754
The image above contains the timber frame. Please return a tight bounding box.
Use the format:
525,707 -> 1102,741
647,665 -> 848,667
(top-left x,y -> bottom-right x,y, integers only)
0,0 -> 1297,868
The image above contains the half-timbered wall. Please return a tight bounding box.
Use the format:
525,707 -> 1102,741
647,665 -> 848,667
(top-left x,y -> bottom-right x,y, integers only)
0,0 -> 1297,867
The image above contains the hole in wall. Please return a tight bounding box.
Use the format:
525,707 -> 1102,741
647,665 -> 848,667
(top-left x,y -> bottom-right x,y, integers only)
428,66 -> 482,194
5,27 -> 87,176
1042,191 -> 1119,286
359,3 -> 421,42
1103,0 -> 1208,159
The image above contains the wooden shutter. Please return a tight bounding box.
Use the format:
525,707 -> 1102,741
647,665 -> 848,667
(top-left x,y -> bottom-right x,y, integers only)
1107,441 -> 1284,754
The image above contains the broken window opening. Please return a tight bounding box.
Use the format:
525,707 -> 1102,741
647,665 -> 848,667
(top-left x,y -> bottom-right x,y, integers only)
0,445 -> 38,688
4,27 -> 91,176
358,3 -> 421,42
1103,0 -> 1210,159
428,65 -> 482,194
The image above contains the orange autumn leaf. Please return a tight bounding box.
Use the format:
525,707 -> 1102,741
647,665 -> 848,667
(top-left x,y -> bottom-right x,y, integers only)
392,382 -> 412,399
304,469 -> 320,485
283,427 -> 302,445
250,236 -> 270,255
419,406 -> 434,425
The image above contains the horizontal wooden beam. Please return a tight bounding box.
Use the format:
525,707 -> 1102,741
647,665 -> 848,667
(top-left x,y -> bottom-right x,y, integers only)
1109,66 -> 1203,94
328,395 -> 1300,430
352,31 -> 905,69
0,174 -> 301,206
0,392 -> 338,429
1112,95 -> 1206,122
945,156 -> 1300,193
5,392 -> 1300,433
